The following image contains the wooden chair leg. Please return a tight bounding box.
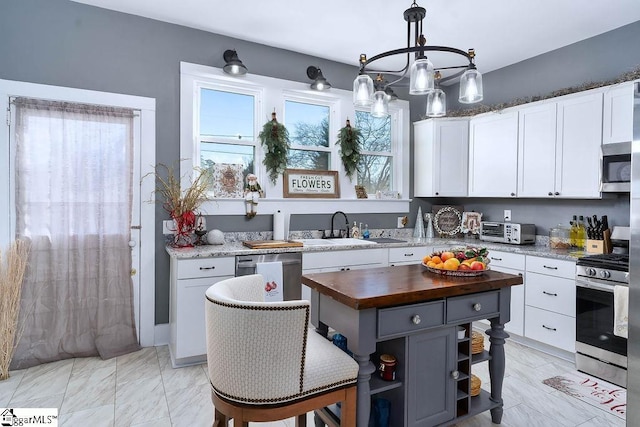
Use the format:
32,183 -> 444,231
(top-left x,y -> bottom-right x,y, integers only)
295,413 -> 307,427
213,408 -> 228,427
339,386 -> 357,426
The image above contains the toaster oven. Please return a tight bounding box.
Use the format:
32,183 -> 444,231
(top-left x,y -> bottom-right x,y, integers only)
479,222 -> 536,245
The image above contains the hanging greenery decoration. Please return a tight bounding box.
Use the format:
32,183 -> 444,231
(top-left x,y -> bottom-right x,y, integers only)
259,111 -> 290,185
337,119 -> 362,180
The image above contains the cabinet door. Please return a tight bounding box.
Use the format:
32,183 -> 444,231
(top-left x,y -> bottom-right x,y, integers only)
490,265 -> 525,336
408,327 -> 456,426
468,111 -> 519,197
175,275 -> 233,359
414,119 -> 469,197
517,103 -> 557,197
435,120 -> 469,197
603,83 -> 634,145
555,92 -> 603,198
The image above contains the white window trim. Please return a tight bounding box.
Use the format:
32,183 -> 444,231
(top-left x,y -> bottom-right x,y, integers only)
0,79 -> 157,348
180,62 -> 410,215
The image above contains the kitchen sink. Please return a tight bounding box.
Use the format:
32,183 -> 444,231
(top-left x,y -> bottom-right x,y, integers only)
293,238 -> 377,246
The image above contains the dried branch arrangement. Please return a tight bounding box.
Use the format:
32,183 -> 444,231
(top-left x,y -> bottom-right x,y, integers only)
0,239 -> 30,381
153,163 -> 213,218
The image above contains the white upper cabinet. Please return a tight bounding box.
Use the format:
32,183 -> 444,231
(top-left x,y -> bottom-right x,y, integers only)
602,82 -> 634,144
517,102 -> 558,197
555,91 -> 603,198
414,118 -> 469,197
468,111 -> 519,197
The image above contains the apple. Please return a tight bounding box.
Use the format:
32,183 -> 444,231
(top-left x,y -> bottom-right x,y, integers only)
458,264 -> 471,271
470,261 -> 485,271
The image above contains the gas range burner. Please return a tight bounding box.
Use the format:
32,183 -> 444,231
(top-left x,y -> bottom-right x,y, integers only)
576,253 -> 629,271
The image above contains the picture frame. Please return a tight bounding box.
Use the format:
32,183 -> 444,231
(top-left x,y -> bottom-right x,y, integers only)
283,169 -> 340,198
355,185 -> 368,199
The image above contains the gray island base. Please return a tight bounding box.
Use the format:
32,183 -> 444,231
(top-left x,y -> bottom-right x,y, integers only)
302,264 -> 522,427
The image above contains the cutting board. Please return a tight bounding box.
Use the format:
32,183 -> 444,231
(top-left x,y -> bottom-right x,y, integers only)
242,240 -> 303,249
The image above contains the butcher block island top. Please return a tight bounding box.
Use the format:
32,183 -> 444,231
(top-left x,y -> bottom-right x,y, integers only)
301,264 -> 523,310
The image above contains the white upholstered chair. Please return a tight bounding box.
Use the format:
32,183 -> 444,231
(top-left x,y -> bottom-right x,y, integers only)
205,274 -> 359,427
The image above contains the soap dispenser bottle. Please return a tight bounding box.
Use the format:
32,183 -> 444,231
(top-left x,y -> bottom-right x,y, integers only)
351,221 -> 360,239
363,224 -> 370,239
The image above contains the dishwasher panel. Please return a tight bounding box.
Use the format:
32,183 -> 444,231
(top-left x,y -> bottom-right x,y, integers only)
235,252 -> 302,301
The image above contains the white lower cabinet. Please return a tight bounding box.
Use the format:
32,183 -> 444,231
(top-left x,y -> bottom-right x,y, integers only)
524,256 -> 576,353
487,251 -> 525,336
302,248 -> 387,272
169,256 -> 235,367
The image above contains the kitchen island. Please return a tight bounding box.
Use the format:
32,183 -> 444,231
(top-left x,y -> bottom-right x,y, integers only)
302,264 -> 523,427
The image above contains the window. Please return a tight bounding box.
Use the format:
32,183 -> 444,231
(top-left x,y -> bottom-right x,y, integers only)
199,87 -> 257,198
180,62 -> 410,215
356,110 -> 394,194
284,100 -> 330,170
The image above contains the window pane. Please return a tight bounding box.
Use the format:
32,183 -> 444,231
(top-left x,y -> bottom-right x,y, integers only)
200,142 -> 254,198
200,88 -> 254,140
285,101 -> 330,148
358,155 -> 392,193
288,149 -> 330,171
355,111 -> 391,152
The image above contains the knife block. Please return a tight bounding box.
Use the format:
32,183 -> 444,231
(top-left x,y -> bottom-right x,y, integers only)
586,229 -> 612,254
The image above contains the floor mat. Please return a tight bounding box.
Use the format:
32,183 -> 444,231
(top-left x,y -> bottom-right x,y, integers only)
543,371 -> 625,420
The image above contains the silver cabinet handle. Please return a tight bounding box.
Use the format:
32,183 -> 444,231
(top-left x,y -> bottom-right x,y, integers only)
542,324 -> 557,331
451,370 -> 460,379
473,303 -> 482,312
542,291 -> 558,296
412,315 -> 421,325
199,266 -> 216,270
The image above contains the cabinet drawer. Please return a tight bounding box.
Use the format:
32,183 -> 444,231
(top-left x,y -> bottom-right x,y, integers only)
378,300 -> 445,339
487,250 -> 525,270
303,248 -> 386,270
176,257 -> 235,279
525,306 -> 576,353
446,291 -> 500,324
525,272 -> 575,317
526,256 -> 575,279
389,247 -> 425,264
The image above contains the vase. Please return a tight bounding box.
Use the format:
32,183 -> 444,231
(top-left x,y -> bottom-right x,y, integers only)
171,211 -> 196,247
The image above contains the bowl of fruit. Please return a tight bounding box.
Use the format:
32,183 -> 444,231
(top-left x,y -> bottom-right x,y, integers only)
421,247 -> 490,276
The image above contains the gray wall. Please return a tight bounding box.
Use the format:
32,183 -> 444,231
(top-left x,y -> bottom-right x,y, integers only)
1,0 -> 639,324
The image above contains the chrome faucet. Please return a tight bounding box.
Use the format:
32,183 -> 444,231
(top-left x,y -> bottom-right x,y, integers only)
329,211 -> 349,238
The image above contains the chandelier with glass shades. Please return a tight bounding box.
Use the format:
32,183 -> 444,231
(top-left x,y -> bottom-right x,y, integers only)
353,1 -> 484,118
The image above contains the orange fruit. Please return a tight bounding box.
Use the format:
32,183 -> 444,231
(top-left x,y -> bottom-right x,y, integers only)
459,264 -> 471,271
443,258 -> 460,270
422,255 -> 432,264
426,260 -> 437,268
435,262 -> 445,269
431,256 -> 442,264
441,251 -> 455,261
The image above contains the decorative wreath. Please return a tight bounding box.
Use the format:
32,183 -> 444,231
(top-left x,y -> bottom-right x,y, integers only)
433,206 -> 462,236
336,119 -> 362,180
259,111 -> 290,185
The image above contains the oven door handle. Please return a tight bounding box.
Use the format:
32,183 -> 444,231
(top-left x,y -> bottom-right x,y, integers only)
576,278 -> 616,293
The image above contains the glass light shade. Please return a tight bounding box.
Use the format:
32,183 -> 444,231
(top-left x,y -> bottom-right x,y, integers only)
409,57 -> 434,95
311,76 -> 331,91
426,88 -> 446,117
459,68 -> 483,103
353,74 -> 374,107
371,91 -> 389,117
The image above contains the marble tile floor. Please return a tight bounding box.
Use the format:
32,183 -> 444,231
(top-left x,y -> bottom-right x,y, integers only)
0,337 -> 625,427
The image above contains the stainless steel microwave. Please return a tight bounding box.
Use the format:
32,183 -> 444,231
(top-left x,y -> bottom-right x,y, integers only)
601,141 -> 631,192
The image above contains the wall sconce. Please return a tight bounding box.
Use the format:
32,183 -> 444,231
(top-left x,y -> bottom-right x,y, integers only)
223,50 -> 248,75
306,66 -> 332,91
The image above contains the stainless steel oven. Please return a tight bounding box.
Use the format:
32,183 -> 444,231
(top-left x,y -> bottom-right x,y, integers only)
575,254 -> 628,387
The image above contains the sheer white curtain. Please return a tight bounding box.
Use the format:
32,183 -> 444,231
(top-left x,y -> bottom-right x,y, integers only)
11,98 -> 140,369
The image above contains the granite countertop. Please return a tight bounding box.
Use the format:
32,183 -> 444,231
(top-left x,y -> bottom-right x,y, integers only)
166,236 -> 581,262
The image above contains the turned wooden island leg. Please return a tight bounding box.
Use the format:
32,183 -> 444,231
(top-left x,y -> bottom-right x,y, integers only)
353,353 -> 376,427
486,319 -> 509,424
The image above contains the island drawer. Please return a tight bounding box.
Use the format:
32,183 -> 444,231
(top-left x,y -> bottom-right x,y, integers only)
176,257 -> 235,279
378,300 -> 445,339
446,291 -> 500,324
